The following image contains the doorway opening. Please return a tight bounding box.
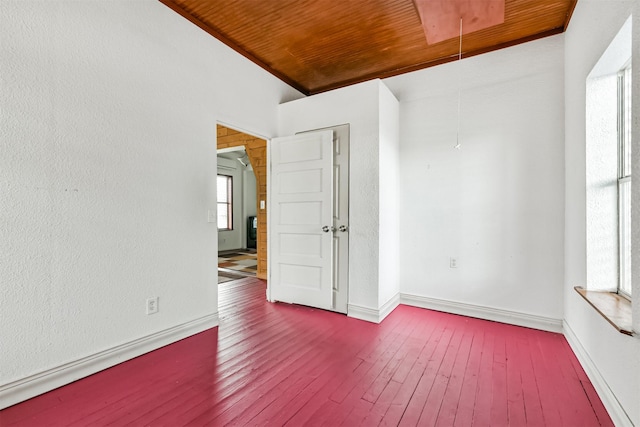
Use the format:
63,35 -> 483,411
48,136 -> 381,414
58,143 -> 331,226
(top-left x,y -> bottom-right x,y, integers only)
216,124 -> 268,285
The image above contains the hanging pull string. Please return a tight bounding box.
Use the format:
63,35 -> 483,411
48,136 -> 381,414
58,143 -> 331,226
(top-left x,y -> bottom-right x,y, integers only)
454,17 -> 463,150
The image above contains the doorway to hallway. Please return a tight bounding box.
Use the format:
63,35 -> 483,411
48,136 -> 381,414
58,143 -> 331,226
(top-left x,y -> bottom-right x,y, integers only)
216,124 -> 268,282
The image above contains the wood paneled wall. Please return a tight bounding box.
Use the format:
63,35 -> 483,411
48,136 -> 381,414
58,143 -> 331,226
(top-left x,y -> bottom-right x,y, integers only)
217,125 -> 267,280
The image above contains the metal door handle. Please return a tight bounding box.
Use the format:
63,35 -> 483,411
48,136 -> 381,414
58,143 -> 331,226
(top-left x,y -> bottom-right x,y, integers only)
322,226 -> 330,233
339,225 -> 348,232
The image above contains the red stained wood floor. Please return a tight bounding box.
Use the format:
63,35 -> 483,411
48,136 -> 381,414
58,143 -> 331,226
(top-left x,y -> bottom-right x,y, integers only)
1,278 -> 612,426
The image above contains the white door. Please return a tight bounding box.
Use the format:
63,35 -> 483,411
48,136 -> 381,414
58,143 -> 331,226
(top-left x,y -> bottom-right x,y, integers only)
269,130 -> 334,310
298,125 -> 350,313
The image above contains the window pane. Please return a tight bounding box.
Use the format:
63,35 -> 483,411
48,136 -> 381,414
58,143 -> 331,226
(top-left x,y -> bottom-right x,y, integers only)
216,175 -> 233,230
619,180 -> 632,296
217,176 -> 229,203
617,64 -> 632,298
217,203 -> 228,229
622,65 -> 632,177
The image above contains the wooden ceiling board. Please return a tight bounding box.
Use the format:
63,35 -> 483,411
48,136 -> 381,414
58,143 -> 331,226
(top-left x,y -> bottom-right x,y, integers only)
160,0 -> 577,95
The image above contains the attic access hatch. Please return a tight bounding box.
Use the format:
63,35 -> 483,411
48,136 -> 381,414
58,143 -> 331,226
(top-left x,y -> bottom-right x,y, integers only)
414,0 -> 505,44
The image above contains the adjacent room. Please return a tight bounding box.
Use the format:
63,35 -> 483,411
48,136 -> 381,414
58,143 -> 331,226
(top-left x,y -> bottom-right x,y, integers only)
1,0 -> 638,426
216,144 -> 258,283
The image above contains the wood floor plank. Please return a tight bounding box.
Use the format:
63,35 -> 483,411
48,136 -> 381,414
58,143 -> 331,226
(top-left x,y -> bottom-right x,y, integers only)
514,334 -> 545,426
416,322 -> 467,426
566,346 -> 614,426
505,328 -> 527,426
360,378 -> 403,426
209,315 -> 348,425
490,327 -> 509,426
396,326 -> 455,426
379,319 -> 449,426
320,317 -> 423,426
361,314 -> 422,404
1,278 -> 613,427
551,335 -> 608,427
471,328 -> 495,426
108,319 -> 307,425
434,325 -> 474,426
452,326 -> 484,427
529,332 -> 565,426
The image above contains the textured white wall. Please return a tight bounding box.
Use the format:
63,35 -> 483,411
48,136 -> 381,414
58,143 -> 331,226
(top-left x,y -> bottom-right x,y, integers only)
243,170 -> 258,235
385,35 -> 565,320
378,82 -> 401,307
0,0 -> 300,394
564,1 -> 639,425
278,80 -> 382,311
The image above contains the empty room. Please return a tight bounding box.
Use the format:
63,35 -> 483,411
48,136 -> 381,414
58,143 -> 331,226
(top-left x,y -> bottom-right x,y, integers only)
1,0 -> 639,426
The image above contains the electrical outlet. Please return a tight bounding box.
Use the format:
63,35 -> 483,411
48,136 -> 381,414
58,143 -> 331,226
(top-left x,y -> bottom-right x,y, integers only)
146,297 -> 159,315
449,257 -> 458,268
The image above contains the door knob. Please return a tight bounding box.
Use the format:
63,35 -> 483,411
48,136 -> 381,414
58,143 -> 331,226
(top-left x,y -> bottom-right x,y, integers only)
339,225 -> 348,232
322,226 -> 330,233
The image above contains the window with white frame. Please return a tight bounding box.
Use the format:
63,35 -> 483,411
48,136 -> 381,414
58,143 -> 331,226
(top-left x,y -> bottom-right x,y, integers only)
217,174 -> 233,230
618,62 -> 632,298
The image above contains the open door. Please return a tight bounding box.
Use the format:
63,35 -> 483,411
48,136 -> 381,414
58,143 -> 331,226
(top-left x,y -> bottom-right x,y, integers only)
269,130 -> 334,310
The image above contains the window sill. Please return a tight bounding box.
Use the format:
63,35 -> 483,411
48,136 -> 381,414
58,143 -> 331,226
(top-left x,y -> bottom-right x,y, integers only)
574,286 -> 634,336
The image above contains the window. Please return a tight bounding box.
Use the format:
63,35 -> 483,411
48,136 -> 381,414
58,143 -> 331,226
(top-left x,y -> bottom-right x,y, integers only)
618,62 -> 632,298
580,17 -> 632,334
217,175 -> 233,230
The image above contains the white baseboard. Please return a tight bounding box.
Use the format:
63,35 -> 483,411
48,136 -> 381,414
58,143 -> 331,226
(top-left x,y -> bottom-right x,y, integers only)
399,293 -> 563,333
563,320 -> 634,427
348,293 -> 400,324
0,312 -> 219,410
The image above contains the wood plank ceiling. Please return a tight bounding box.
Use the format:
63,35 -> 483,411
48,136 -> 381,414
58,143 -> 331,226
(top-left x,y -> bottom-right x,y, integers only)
160,0 -> 577,95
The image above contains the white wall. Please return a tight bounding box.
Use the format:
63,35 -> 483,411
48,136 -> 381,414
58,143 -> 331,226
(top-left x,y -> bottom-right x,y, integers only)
385,35 -> 565,325
278,80 -> 400,317
244,171 -> 257,219
378,84 -> 401,308
243,169 -> 258,245
564,1 -> 639,425
0,0 -> 301,408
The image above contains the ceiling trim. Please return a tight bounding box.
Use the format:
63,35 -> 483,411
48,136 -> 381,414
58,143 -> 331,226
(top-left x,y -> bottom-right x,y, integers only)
159,0 -> 310,95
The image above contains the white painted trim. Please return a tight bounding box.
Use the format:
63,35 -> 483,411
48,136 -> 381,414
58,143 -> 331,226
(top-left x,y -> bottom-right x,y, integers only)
0,313 -> 219,410
348,293 -> 400,324
399,293 -> 563,333
266,136 -> 272,302
348,303 -> 381,323
562,320 -> 634,427
379,293 -> 400,323
216,120 -> 270,142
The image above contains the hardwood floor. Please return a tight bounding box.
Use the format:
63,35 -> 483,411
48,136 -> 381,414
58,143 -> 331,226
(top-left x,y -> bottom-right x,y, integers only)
1,278 -> 612,426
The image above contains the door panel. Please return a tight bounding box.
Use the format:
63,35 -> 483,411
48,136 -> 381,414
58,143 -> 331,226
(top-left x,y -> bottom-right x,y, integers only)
269,130 -> 334,310
296,125 -> 350,314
